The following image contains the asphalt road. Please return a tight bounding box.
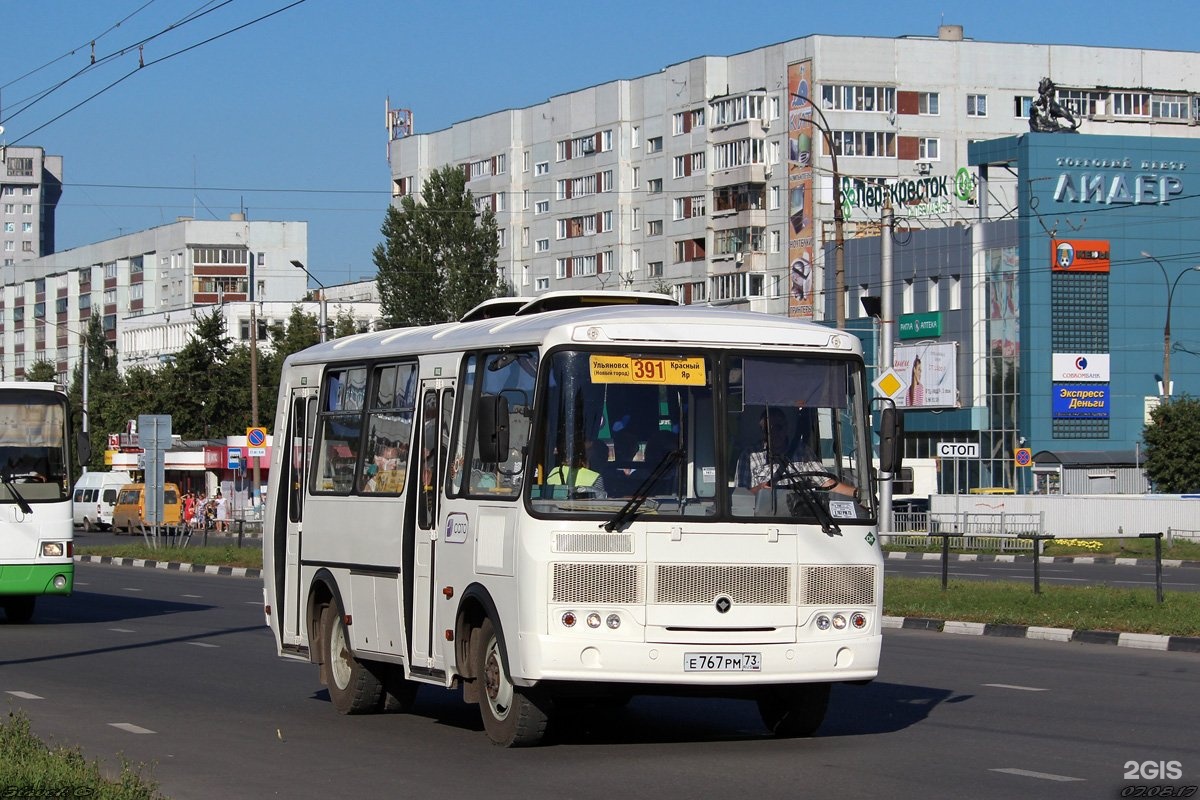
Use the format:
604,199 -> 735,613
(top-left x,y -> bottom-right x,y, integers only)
3,563 -> 1198,800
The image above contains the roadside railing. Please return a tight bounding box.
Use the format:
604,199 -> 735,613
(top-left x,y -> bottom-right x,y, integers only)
885,512 -> 1042,553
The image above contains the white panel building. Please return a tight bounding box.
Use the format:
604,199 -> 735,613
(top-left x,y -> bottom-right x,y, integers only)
386,25 -> 1200,321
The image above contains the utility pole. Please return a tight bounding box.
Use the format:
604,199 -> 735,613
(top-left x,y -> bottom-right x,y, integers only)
879,200 -> 895,533
249,263 -> 261,506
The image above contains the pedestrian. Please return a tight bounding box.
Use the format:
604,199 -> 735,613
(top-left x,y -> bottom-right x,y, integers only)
215,491 -> 228,533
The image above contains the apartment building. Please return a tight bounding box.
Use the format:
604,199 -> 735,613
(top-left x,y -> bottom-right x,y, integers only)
386,25 -> 1200,324
1,145 -> 62,265
0,215 -> 309,381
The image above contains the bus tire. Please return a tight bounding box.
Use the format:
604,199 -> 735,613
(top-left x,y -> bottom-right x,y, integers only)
2,596 -> 36,624
320,604 -> 383,714
473,617 -> 549,747
757,682 -> 830,738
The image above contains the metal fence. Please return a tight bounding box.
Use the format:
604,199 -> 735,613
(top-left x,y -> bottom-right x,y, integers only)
884,511 -> 1044,552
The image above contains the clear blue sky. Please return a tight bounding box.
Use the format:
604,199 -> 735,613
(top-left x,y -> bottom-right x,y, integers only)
2,0 -> 1195,289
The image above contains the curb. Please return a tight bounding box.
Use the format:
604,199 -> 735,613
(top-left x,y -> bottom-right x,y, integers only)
75,554 -> 262,580
885,551 -> 1200,569
882,615 -> 1200,653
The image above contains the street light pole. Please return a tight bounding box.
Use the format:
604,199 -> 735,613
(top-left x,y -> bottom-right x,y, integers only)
1140,252 -> 1200,399
792,92 -> 846,329
291,260 -> 328,342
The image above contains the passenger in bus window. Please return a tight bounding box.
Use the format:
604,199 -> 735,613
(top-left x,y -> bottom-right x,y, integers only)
545,443 -> 607,498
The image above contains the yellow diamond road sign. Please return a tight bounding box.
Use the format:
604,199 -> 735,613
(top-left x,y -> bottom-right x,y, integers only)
873,368 -> 906,399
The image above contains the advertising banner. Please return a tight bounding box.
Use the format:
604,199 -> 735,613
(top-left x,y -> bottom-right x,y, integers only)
1052,383 -> 1111,418
786,59 -> 815,320
1052,353 -> 1110,382
1052,239 -> 1110,273
892,341 -> 958,409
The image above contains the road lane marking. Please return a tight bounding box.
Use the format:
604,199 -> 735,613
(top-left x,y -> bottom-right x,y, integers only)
182,594 -> 202,598
990,768 -> 1084,782
108,628 -> 136,633
5,691 -> 43,700
122,587 -> 144,592
983,683 -> 1048,692
185,641 -> 219,648
109,723 -> 155,735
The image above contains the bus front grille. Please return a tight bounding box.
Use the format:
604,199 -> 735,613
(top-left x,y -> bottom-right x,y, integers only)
799,565 -> 875,606
552,563 -> 644,604
654,564 -> 792,605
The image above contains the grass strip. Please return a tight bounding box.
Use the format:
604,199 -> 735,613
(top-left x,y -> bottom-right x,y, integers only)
0,710 -> 162,799
884,575 -> 1200,637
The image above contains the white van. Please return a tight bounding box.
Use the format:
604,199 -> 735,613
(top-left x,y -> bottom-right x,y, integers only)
72,471 -> 130,531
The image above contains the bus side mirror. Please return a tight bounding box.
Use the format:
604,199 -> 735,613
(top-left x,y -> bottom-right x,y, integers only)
76,431 -> 92,467
477,393 -> 510,463
879,407 -> 904,474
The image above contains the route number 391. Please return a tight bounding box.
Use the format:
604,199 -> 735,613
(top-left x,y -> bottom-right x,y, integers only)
1126,761 -> 1184,780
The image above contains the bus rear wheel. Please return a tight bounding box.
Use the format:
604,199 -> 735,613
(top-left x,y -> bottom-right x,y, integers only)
757,682 -> 831,738
320,604 -> 383,714
472,617 -> 549,747
2,596 -> 36,623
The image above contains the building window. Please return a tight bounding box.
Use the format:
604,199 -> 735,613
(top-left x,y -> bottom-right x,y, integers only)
1111,91 -> 1150,118
648,178 -> 663,194
828,130 -> 897,158
535,238 -> 549,253
902,279 -> 914,314
601,211 -> 613,232
769,96 -> 781,120
1014,95 -> 1033,119
966,94 -> 987,117
630,207 -> 640,231
632,166 -> 640,189
535,161 -> 550,176
5,157 -> 34,177
535,200 -> 549,215
949,275 -> 962,311
709,93 -> 765,126
648,261 -> 663,278
647,136 -> 663,153
928,277 -> 940,312
821,85 -> 896,113
1151,93 -> 1189,121
536,276 -> 550,290
631,125 -> 640,149
770,230 -> 781,253
711,138 -> 764,169
555,258 -> 567,279
769,186 -> 780,210
647,219 -> 663,236
918,92 -> 939,115
918,138 -> 940,160
497,229 -> 507,249
521,227 -> 530,247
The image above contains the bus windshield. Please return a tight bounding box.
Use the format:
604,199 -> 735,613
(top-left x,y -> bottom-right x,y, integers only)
0,393 -> 70,503
528,349 -> 874,523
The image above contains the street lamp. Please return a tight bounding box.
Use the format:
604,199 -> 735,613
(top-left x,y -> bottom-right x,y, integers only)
291,259 -> 328,343
1140,251 -> 1200,398
791,91 -> 846,329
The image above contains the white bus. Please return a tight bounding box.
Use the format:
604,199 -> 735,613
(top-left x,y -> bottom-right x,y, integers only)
262,292 -> 902,746
0,382 -> 78,623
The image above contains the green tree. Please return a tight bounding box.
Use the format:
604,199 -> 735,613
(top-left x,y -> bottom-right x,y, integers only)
373,164 -> 504,327
332,307 -> 360,339
25,361 -> 58,382
67,317 -> 123,471
163,309 -> 239,439
1143,396 -> 1200,492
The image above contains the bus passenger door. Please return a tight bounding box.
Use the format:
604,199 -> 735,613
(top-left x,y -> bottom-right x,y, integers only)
409,381 -> 453,670
276,386 -> 317,648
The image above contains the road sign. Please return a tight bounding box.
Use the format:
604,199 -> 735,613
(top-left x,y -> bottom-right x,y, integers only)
872,367 -> 906,399
228,448 -> 243,470
936,441 -> 979,459
1015,447 -> 1033,467
246,426 -> 268,458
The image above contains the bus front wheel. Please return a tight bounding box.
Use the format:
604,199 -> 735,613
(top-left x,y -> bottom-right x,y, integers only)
472,617 -> 549,747
2,596 -> 36,624
319,604 -> 383,714
757,682 -> 831,738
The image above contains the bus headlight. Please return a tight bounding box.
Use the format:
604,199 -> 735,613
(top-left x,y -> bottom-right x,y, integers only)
815,615 -> 832,631
586,612 -> 602,629
606,613 -> 621,630
42,542 -> 65,558
53,575 -> 68,590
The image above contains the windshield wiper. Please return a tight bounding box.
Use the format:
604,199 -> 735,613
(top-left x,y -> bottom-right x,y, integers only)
1,474 -> 33,515
773,459 -> 841,536
603,449 -> 682,532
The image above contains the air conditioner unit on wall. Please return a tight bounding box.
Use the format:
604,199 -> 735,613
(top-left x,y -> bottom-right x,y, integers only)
916,162 -> 932,176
